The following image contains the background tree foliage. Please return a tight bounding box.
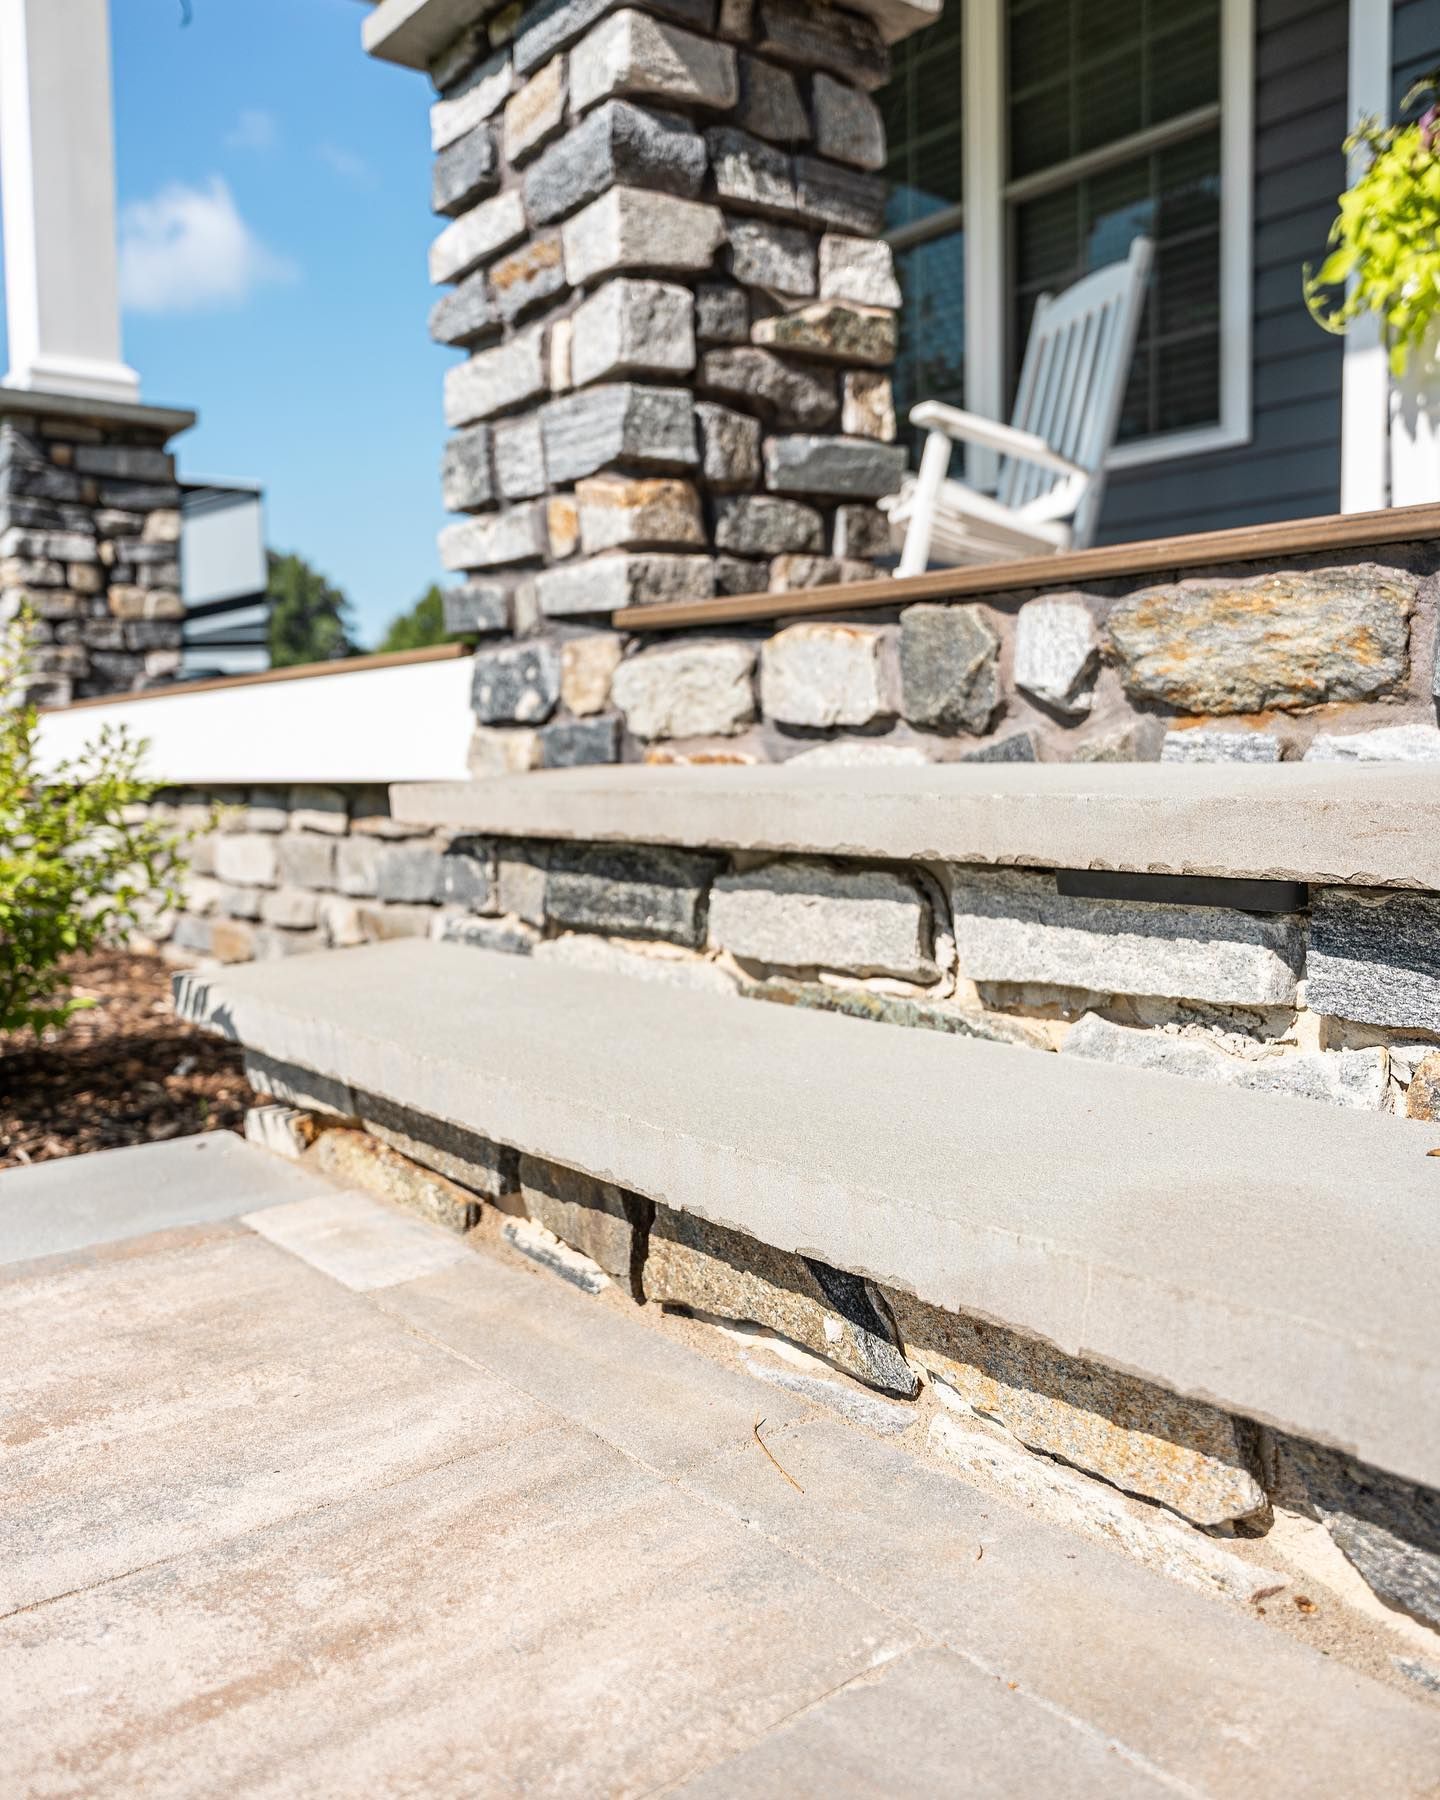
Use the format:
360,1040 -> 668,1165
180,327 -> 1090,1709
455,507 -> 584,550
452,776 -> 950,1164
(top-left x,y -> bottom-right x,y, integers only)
266,551 -> 358,667
375,583 -> 451,654
0,613 -> 189,1037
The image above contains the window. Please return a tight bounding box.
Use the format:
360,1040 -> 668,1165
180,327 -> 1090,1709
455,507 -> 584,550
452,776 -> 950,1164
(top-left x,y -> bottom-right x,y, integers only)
880,0 -> 1251,469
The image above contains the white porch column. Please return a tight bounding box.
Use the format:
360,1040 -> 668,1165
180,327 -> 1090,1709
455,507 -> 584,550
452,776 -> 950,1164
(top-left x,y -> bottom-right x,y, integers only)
0,0 -> 139,402
1339,0 -> 1391,511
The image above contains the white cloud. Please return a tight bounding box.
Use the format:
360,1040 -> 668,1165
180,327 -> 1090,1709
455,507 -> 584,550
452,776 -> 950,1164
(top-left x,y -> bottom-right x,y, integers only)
118,177 -> 296,314
225,108 -> 277,151
318,141 -> 370,184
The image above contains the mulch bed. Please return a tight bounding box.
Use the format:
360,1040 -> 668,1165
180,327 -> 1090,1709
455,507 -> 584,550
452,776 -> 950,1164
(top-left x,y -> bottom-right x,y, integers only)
0,950 -> 250,1168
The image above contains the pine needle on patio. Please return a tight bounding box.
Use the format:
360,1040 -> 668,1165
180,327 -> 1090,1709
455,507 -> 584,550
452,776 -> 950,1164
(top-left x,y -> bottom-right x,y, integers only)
752,1416 -> 804,1494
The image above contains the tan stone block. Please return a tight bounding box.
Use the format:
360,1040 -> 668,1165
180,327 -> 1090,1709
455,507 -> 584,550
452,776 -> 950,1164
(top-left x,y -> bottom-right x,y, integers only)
888,1289 -> 1266,1527
141,509 -> 183,544
547,495 -> 580,560
1405,1051 -> 1440,1119
1106,570 -> 1416,714
109,586 -> 184,620
503,53 -> 567,163
307,1128 -> 480,1234
68,562 -> 104,594
575,476 -> 704,554
210,919 -> 257,963
560,632 -> 623,716
841,369 -> 895,441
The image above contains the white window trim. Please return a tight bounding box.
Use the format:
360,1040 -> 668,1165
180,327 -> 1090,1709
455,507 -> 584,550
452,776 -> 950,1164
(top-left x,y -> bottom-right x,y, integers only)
960,0 -> 1255,473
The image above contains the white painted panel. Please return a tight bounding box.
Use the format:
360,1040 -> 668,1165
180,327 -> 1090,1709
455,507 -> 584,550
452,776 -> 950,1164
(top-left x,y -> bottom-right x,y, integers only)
35,656 -> 475,786
183,494 -> 267,604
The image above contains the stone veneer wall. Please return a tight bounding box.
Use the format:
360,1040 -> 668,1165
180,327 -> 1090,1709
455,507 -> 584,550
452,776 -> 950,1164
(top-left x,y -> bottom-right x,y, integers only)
422,0 -> 912,761
455,541 -> 1440,773
154,781 -> 1440,1123
3,412 -> 186,707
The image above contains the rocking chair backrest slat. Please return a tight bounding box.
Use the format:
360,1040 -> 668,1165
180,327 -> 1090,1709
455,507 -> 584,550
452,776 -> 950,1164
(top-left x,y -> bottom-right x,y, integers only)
995,236 -> 1153,546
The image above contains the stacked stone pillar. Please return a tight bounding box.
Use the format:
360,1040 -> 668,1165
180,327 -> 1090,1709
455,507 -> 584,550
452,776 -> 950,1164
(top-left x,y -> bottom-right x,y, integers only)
1,396 -> 190,707
424,0 -> 916,769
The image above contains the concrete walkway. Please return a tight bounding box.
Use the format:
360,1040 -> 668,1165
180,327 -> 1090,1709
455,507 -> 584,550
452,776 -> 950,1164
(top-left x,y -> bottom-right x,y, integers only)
3,1137 -> 1438,1797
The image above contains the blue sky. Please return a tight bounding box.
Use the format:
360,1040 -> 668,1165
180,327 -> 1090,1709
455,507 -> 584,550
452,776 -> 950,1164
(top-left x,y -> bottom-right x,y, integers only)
69,0 -> 445,646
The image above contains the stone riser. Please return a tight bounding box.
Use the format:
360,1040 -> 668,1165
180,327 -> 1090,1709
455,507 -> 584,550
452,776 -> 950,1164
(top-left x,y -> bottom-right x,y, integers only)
148,780 -> 1440,1120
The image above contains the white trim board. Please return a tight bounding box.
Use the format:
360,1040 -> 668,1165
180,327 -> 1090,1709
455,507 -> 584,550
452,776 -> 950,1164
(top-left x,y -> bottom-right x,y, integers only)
35,654 -> 475,787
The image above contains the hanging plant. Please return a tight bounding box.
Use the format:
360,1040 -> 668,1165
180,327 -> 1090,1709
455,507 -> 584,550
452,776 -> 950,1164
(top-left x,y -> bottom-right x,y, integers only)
1305,69 -> 1440,375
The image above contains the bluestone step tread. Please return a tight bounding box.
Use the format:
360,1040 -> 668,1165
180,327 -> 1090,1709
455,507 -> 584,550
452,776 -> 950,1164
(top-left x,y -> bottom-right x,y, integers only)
177,942 -> 1440,1492
390,761 -> 1440,887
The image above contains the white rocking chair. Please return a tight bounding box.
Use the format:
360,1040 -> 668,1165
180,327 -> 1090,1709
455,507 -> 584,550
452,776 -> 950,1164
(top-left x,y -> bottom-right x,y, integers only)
883,237 -> 1153,575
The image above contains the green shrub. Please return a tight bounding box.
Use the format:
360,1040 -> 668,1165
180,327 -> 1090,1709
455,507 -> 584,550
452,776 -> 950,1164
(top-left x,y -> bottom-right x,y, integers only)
0,615 -> 190,1037
1305,72 -> 1440,374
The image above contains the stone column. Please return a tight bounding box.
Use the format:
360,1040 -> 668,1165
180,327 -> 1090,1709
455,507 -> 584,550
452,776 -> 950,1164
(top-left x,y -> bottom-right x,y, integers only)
0,393 -> 193,706
382,0 -> 932,770
0,1 -> 195,706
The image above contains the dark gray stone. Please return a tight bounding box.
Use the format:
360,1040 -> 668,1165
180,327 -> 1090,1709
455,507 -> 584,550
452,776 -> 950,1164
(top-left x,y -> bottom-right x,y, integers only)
97,482 -> 183,510
763,434 -> 906,499
696,401 -> 762,489
519,1153 -> 645,1291
962,731 -> 1038,764
833,503 -> 891,560
0,456 -> 84,503
428,270 -> 499,348
441,424 -> 494,513
72,445 -> 174,481
542,716 -> 622,767
358,1087 -> 518,1200
1308,888 -> 1440,1031
694,282 -> 751,344
754,0 -> 890,88
540,385 -> 697,484
471,638 -> 562,725
714,493 -> 822,555
442,580 -> 511,636
700,347 -> 837,428
376,845 -> 443,905
493,416 -> 547,500
644,1203 -> 917,1396
726,217 -> 815,293
715,554 -> 768,595
439,915 -> 540,956
1282,1437 -> 1440,1629
432,125 -> 499,216
524,99 -> 707,226
440,838 -> 495,913
736,51 -> 810,142
705,125 -> 796,213
545,843 -> 721,947
901,604 -> 1002,735
794,154 -> 886,234
514,0 -> 713,75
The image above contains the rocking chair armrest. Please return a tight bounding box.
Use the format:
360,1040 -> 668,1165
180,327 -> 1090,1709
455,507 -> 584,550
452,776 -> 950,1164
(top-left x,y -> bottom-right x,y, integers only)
908,402 -> 1087,481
